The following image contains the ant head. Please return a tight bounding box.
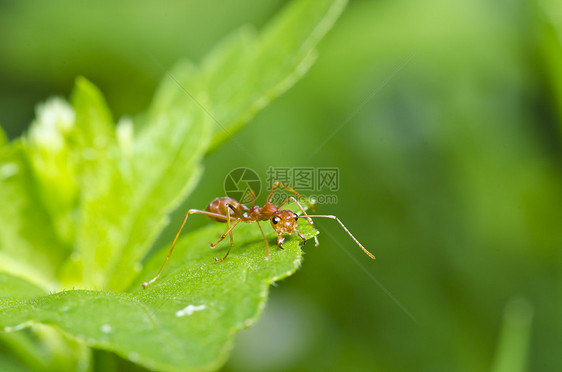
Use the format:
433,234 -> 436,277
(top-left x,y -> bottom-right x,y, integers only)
270,210 -> 299,234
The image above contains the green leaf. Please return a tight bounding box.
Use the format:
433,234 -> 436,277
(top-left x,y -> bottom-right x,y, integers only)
150,0 -> 347,151
0,221 -> 318,372
57,77 -> 124,289
0,352 -> 29,372
60,77 -> 212,291
0,274 -> 91,371
14,77 -> 212,292
0,143 -> 68,291
22,97 -> 80,248
0,273 -> 47,299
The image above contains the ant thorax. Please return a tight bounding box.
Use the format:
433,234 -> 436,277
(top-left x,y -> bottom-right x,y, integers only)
242,203 -> 277,221
259,203 -> 277,219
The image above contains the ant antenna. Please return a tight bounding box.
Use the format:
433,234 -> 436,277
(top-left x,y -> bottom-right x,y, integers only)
304,215 -> 375,259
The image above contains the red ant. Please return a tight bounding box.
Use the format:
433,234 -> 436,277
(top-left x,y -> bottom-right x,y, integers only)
142,181 -> 375,288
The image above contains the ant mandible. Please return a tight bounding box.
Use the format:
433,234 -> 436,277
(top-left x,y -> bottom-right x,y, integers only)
142,181 -> 375,288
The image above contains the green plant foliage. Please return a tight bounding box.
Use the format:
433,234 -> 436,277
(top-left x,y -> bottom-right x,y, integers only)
0,141 -> 68,290
0,222 -> 318,371
0,0 -> 342,370
151,0 -> 346,151
0,273 -> 47,299
69,77 -> 212,291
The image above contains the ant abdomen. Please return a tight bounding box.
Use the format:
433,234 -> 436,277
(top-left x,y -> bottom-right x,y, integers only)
206,197 -> 247,222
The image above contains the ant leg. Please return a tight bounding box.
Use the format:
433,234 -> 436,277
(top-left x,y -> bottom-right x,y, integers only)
278,230 -> 305,249
213,219 -> 242,262
305,215 -> 376,260
215,246 -> 232,262
240,189 -> 256,207
277,234 -> 285,249
142,209 -> 229,288
210,219 -> 241,248
243,189 -> 256,207
276,196 -> 291,209
226,208 -> 234,247
279,196 -> 319,247
267,181 -> 317,211
255,221 -> 270,260
227,203 -> 249,221
266,182 -> 280,203
294,229 -> 307,243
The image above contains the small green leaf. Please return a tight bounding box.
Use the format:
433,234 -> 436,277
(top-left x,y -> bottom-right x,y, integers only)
23,97 -> 80,247
104,101 -> 212,291
0,221 -> 318,372
63,77 -> 125,289
0,144 -> 68,291
60,77 -> 212,291
70,76 -> 115,146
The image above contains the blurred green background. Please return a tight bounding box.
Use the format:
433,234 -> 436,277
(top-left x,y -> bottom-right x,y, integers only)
1,0 -> 561,371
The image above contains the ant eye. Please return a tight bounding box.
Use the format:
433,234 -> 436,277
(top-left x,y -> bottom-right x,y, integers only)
272,216 -> 280,225
293,212 -> 299,221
